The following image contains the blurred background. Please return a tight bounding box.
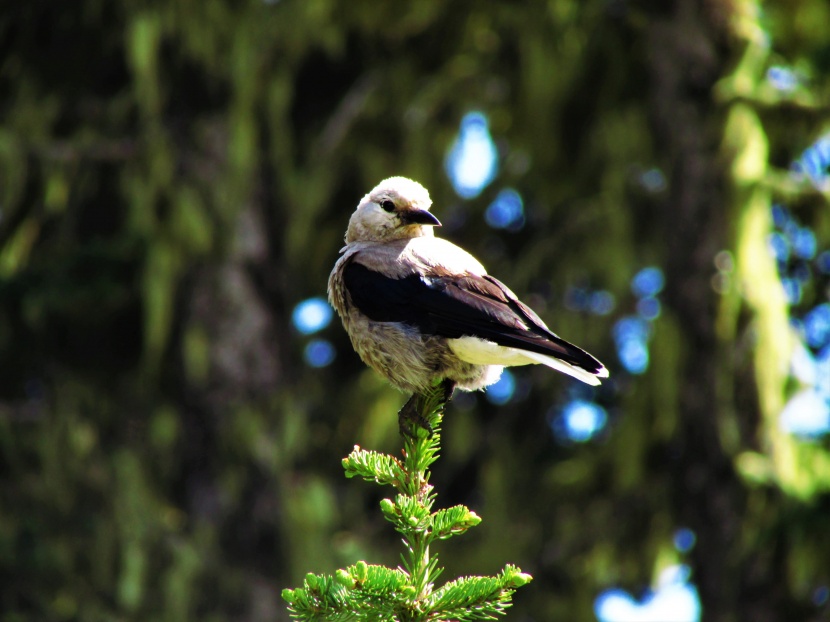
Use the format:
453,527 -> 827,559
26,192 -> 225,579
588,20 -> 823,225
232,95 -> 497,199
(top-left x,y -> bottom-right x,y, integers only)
2,1 -> 829,620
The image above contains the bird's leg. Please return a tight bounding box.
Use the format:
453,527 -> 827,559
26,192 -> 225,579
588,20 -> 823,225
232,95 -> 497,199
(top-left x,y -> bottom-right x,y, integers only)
398,393 -> 432,438
440,379 -> 456,403
397,380 -> 457,438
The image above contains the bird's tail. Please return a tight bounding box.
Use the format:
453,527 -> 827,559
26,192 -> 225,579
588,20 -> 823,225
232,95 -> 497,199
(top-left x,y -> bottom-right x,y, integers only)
519,350 -> 609,386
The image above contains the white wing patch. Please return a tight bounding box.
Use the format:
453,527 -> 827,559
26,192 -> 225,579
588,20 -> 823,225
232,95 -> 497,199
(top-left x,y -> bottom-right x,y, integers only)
449,336 -> 607,387
449,336 -> 536,366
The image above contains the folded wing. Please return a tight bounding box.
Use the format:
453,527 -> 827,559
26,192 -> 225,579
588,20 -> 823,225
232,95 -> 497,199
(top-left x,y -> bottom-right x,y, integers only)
342,260 -> 606,378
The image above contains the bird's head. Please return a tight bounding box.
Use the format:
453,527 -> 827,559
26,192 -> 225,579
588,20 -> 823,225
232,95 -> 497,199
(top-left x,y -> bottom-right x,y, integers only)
345,176 -> 442,244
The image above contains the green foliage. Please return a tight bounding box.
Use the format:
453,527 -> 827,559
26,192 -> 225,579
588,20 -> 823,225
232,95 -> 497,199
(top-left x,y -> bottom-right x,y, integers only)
283,384 -> 531,621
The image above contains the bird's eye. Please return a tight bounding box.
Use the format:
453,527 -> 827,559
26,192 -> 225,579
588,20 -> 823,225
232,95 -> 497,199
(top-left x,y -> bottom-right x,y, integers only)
380,200 -> 395,213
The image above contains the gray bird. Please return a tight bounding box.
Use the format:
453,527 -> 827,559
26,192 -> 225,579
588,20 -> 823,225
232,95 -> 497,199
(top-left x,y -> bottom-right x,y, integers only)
328,176 -> 608,426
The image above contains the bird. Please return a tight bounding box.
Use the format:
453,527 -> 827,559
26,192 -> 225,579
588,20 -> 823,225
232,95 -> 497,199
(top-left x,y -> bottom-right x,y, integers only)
328,176 -> 608,429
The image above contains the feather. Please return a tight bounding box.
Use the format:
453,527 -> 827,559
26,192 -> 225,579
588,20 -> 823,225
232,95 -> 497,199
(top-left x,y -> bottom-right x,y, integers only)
342,260 -> 606,378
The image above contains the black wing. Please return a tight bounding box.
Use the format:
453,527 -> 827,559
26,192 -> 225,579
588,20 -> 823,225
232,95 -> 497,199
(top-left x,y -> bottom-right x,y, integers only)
342,261 -> 604,374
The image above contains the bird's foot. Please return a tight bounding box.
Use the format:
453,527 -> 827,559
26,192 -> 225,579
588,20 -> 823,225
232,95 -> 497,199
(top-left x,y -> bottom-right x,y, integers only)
397,380 -> 456,438
398,394 -> 433,438
440,379 -> 456,403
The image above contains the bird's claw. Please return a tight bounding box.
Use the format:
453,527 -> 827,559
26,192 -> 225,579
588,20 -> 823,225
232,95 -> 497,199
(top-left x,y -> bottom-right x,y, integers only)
440,379 -> 455,403
398,394 -> 433,438
397,381 -> 456,438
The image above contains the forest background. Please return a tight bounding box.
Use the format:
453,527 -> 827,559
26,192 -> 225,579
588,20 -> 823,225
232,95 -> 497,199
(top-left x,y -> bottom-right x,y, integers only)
2,1 -> 830,621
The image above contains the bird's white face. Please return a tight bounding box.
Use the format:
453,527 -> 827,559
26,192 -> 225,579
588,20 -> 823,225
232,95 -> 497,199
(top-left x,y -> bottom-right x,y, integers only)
345,176 -> 442,244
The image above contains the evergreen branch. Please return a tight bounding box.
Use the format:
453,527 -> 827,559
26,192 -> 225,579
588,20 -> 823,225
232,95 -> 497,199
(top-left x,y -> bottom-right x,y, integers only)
283,380 -> 532,620
343,446 -> 405,488
283,563 -> 411,620
427,565 -> 533,620
379,495 -> 432,534
430,505 -> 482,540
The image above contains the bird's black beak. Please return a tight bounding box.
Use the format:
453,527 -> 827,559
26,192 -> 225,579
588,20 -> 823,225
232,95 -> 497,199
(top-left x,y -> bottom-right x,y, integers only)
401,209 -> 442,227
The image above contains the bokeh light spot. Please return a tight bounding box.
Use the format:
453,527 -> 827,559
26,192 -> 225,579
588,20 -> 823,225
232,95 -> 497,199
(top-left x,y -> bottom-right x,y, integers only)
631,267 -> 665,298
445,111 -> 498,199
640,167 -> 667,193
564,287 -> 616,316
781,277 -> 802,305
791,341 -> 818,386
486,369 -> 515,405
293,297 -> 334,335
771,204 -> 791,229
714,250 -> 734,273
552,399 -> 607,443
637,296 -> 661,320
485,189 -> 525,230
804,304 -> 830,349
673,528 -> 696,553
565,286 -> 590,312
792,228 -> 817,259
613,316 -> 651,374
792,134 -> 830,188
779,389 -> 830,438
595,565 -> 701,622
304,339 -> 336,368
817,345 -> 830,398
589,290 -> 616,316
618,339 -> 649,374
767,232 -> 790,261
767,66 -> 799,92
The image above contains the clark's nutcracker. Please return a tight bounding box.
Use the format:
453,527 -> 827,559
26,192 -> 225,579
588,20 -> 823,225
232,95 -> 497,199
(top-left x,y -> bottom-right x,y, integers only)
328,177 -> 608,424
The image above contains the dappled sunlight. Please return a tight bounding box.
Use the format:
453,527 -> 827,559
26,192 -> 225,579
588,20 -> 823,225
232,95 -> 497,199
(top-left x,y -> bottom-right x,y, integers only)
485,188 -> 525,231
304,339 -> 336,368
292,297 -> 334,335
485,369 -> 516,405
548,399 -> 607,443
445,111 -> 498,200
595,566 -> 701,622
